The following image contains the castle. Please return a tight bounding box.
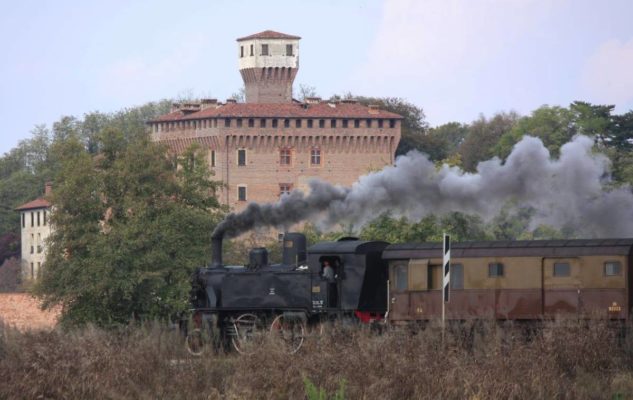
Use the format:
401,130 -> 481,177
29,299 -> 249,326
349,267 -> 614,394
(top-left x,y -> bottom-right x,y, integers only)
149,30 -> 402,214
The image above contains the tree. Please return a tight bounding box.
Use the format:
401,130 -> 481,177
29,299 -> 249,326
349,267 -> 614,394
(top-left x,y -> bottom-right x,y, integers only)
495,106 -> 575,159
34,131 -> 224,327
458,111 -> 519,171
296,84 -> 317,101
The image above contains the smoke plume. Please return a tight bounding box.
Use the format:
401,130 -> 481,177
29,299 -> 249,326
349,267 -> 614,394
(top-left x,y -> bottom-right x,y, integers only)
213,135 -> 633,239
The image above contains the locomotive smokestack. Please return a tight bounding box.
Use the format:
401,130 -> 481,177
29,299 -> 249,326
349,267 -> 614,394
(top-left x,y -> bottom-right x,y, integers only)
211,232 -> 223,268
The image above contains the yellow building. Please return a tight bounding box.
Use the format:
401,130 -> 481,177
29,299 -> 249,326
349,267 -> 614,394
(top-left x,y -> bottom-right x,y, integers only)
15,183 -> 52,279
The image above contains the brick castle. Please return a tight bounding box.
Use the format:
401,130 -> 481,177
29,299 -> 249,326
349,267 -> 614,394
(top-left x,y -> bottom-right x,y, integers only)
149,30 -> 402,215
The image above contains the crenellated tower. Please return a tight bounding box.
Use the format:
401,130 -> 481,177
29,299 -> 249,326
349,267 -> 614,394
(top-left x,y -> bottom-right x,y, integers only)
237,30 -> 300,103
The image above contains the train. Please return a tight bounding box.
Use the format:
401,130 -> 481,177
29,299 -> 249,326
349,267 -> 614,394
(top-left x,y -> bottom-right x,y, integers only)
188,233 -> 633,353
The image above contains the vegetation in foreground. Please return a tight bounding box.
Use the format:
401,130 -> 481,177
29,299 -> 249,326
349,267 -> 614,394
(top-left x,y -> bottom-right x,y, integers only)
1,319 -> 633,399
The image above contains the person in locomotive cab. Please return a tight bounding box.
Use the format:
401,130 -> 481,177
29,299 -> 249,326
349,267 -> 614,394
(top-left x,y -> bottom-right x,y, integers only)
322,260 -> 335,281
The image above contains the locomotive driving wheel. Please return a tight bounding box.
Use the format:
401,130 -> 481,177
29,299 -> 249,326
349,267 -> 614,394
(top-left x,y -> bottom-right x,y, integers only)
231,313 -> 265,355
270,314 -> 306,354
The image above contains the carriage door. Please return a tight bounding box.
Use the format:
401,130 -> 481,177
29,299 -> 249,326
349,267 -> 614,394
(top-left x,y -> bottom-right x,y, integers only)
389,261 -> 411,321
543,258 -> 580,317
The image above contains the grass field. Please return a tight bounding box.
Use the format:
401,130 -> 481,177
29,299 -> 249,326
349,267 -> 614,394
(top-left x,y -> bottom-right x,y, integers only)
1,319 -> 632,399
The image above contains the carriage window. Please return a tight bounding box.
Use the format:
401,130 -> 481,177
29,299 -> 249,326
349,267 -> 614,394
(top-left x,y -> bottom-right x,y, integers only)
604,262 -> 622,276
488,263 -> 504,277
553,262 -> 570,277
451,263 -> 464,289
394,264 -> 408,291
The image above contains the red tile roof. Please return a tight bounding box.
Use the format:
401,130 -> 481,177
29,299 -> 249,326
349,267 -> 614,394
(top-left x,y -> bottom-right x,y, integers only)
15,198 -> 50,211
150,102 -> 403,123
237,30 -> 301,41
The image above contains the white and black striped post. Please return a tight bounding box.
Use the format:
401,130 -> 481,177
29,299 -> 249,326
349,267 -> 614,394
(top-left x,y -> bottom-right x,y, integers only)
442,233 -> 451,328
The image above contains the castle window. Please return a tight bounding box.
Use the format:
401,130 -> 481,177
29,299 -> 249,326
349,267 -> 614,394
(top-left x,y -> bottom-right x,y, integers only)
342,119 -> 349,128
237,149 -> 247,166
30,263 -> 34,278
488,263 -> 504,277
37,211 -> 40,226
319,119 -> 325,128
286,44 -> 293,56
279,183 -> 293,197
272,119 -> 278,128
307,120 -> 313,128
389,119 -> 396,128
366,119 -> 372,128
260,119 -> 266,128
30,246 -> 34,254
203,120 -> 207,129
284,119 -> 290,128
295,119 -> 302,128
280,148 -> 291,165
378,119 -> 384,128
354,119 -> 360,128
248,118 -> 254,128
240,46 -> 244,58
43,210 -> 47,226
236,119 -> 243,128
211,151 -> 216,168
238,185 -> 247,201
262,44 -> 269,56
224,118 -> 231,127
21,213 -> 24,228
250,44 -> 254,56
31,212 -> 34,227
310,148 -> 321,165
330,119 -> 337,128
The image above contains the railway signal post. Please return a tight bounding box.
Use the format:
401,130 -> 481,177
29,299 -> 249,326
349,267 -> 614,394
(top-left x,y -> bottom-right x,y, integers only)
442,233 -> 450,340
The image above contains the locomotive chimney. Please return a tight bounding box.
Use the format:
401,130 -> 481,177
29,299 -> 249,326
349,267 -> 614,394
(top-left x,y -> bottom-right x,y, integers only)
211,232 -> 223,268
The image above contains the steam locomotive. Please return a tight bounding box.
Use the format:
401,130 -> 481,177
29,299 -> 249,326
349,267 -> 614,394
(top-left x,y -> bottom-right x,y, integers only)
189,233 -> 633,353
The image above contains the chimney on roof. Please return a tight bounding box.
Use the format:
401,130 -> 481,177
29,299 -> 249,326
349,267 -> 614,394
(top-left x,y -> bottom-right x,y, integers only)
226,99 -> 237,104
200,98 -> 218,110
45,182 -> 53,196
305,97 -> 321,104
368,104 -> 380,114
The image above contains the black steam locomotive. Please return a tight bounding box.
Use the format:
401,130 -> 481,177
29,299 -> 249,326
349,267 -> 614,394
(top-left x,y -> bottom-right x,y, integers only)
188,233 -> 389,353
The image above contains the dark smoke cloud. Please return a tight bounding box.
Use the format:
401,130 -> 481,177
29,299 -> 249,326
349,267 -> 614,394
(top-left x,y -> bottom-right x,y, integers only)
213,135 -> 633,239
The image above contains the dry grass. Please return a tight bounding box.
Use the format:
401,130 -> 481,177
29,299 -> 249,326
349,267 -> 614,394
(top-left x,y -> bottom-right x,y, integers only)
1,319 -> 633,399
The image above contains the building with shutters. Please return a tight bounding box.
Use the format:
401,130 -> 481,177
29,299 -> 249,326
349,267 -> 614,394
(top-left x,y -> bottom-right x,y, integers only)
15,183 -> 52,279
149,30 -> 402,214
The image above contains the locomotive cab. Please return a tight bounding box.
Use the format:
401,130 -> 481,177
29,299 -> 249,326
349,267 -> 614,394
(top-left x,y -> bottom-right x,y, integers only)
307,240 -> 390,318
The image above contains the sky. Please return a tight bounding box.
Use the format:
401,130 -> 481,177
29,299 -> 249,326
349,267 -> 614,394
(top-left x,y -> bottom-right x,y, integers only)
1,0 -> 633,155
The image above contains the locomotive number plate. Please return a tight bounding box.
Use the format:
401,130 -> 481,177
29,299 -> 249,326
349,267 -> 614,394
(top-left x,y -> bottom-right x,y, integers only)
608,302 -> 622,312
312,286 -> 321,293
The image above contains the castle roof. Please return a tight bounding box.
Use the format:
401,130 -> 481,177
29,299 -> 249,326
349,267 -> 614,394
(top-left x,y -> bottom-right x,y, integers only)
15,198 -> 50,211
150,102 -> 403,123
237,30 -> 301,41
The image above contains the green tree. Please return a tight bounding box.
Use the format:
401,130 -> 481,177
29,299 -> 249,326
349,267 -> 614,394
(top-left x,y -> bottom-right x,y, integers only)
495,105 -> 575,159
34,131 -> 223,327
458,112 -> 519,171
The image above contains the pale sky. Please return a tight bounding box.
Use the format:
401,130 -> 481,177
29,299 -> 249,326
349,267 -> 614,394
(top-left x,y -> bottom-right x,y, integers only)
1,0 -> 633,155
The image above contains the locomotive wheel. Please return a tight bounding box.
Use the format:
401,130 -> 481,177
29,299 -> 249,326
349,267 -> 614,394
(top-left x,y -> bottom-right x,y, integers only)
185,328 -> 205,356
231,313 -> 265,355
270,314 -> 306,354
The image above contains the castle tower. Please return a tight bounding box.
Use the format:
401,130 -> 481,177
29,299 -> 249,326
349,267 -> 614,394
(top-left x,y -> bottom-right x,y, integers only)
237,30 -> 301,103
